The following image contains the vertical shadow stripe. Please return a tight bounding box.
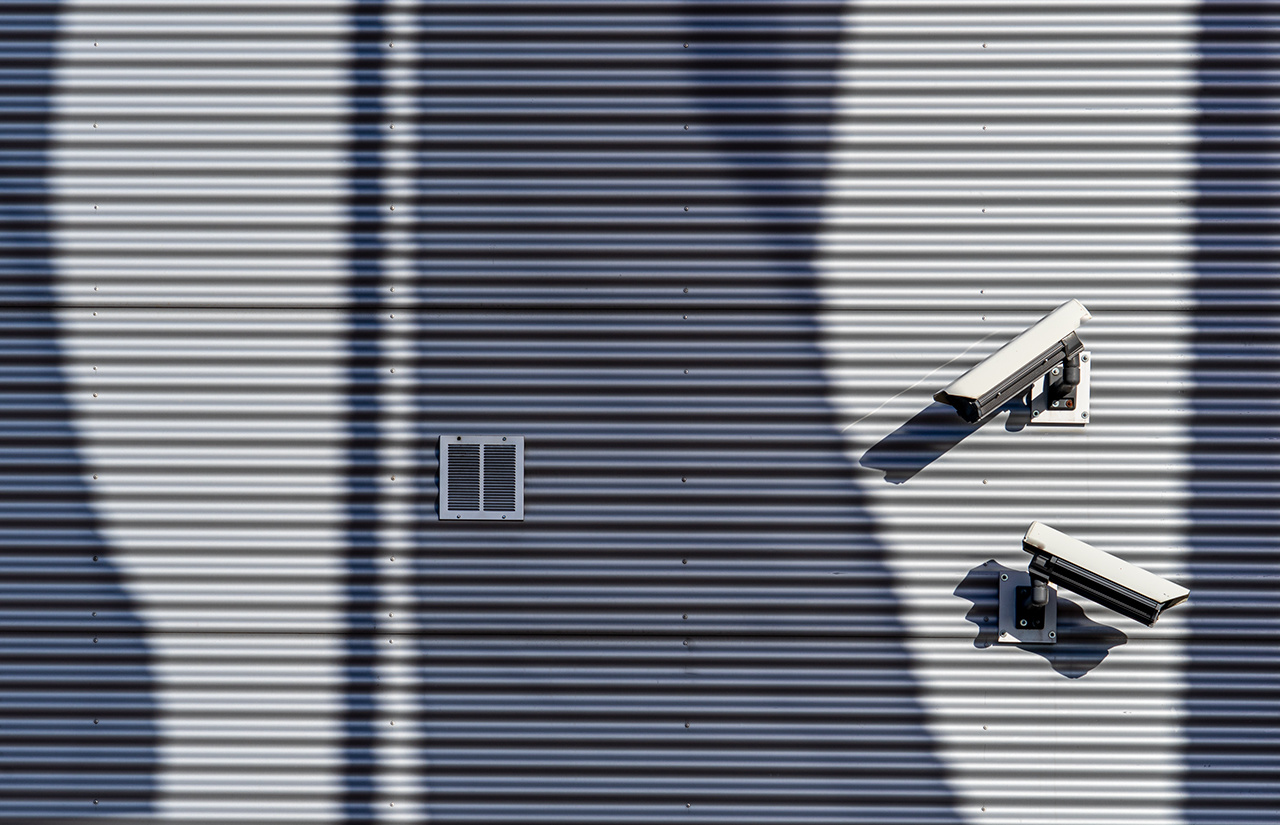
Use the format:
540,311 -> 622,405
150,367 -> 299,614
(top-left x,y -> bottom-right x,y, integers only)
343,2 -> 387,821
1187,5 -> 1280,822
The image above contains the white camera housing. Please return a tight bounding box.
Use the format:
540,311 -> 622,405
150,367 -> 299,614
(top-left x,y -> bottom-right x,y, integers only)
935,300 -> 1092,423
1022,521 -> 1189,627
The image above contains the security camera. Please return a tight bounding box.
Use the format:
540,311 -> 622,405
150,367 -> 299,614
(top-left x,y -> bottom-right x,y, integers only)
935,300 -> 1092,423
1031,521 -> 1188,621
999,522 -> 1189,644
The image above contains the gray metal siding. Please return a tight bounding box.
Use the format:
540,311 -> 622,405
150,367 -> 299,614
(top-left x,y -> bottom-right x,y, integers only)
0,2 -> 1277,823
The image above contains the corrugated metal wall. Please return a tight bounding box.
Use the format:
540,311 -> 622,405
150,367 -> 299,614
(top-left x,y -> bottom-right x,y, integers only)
1,1 -> 1277,823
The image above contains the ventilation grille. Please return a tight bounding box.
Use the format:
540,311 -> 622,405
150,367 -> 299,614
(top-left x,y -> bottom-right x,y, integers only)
439,436 -> 524,520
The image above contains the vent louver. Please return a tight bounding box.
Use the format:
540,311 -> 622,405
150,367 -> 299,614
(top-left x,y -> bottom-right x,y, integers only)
439,436 -> 524,520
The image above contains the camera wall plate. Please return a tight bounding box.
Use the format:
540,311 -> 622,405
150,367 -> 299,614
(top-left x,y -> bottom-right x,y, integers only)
1029,351 -> 1090,426
998,570 -> 1058,645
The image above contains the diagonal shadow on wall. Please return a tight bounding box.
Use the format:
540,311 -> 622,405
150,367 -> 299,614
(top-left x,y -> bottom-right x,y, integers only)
0,3 -> 157,819
386,2 -> 962,821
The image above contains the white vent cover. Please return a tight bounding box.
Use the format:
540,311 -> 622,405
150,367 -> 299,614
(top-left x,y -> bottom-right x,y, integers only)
439,435 -> 525,520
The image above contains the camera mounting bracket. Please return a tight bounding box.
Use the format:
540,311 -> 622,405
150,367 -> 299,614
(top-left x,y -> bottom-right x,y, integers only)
1029,351 -> 1090,426
998,569 -> 1058,644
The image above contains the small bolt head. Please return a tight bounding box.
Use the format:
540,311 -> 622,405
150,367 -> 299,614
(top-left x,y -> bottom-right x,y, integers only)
1081,411 -> 1089,420
1048,631 -> 1057,639
1000,573 -> 1008,581
1032,409 -> 1041,417
1080,353 -> 1089,362
1051,400 -> 1060,408
1019,619 -> 1028,627
1051,367 -> 1060,376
